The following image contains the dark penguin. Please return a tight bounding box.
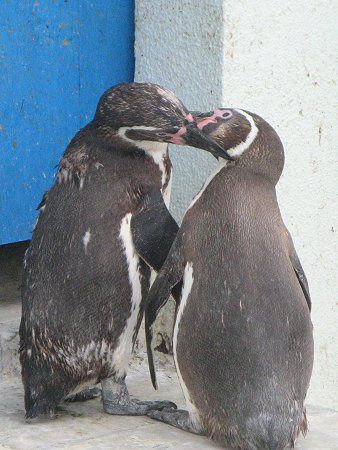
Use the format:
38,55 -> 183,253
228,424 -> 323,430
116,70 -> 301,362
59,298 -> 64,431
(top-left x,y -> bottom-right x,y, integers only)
145,108 -> 314,449
19,83 -> 229,420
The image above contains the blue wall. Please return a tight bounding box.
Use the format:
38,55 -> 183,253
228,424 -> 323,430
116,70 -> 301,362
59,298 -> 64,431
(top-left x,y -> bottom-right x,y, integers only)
0,0 -> 135,245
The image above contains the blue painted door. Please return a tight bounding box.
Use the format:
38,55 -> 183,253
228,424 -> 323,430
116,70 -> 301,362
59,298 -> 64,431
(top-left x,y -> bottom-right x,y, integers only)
0,0 -> 134,245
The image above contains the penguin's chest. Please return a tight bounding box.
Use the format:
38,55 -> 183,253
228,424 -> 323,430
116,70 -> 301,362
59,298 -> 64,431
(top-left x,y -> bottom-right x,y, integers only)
109,156 -> 172,377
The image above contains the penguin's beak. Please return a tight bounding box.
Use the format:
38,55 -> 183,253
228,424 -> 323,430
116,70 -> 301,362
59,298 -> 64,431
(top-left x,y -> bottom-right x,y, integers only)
123,123 -> 233,160
179,123 -> 234,160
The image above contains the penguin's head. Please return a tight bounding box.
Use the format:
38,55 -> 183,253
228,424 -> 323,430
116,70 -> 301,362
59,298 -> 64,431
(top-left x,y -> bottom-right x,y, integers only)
93,83 -> 232,160
196,108 -> 285,184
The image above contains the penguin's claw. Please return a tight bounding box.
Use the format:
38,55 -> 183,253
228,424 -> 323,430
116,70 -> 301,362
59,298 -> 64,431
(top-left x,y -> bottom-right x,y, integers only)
103,399 -> 177,416
65,387 -> 101,402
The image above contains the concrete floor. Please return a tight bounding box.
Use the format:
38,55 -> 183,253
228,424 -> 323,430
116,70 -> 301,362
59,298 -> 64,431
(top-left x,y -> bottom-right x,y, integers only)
0,242 -> 337,449
0,370 -> 337,450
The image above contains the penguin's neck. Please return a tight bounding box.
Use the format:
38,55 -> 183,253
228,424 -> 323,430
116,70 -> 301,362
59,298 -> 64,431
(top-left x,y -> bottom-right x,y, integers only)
129,141 -> 171,208
135,141 -> 169,189
188,158 -> 228,211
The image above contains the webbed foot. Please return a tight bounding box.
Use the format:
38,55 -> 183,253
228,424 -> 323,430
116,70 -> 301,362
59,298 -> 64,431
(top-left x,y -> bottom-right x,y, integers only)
101,377 -> 176,416
147,408 -> 200,434
104,398 -> 176,415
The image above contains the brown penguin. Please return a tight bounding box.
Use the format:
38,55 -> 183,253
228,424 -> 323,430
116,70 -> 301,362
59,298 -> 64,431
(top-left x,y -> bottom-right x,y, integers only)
145,108 -> 314,449
19,83 -> 231,420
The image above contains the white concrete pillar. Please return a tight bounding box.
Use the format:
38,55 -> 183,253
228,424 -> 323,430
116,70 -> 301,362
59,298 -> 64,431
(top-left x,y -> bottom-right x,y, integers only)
135,0 -> 226,218
135,0 -> 338,410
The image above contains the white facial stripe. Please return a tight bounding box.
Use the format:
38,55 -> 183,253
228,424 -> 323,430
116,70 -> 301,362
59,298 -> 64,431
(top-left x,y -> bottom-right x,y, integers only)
118,126 -> 168,187
118,126 -> 162,152
186,110 -> 257,212
118,125 -> 158,134
227,109 -> 258,158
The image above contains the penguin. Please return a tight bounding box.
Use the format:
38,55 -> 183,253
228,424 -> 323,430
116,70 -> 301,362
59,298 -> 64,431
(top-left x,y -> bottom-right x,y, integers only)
145,108 -> 314,449
19,82 -> 230,420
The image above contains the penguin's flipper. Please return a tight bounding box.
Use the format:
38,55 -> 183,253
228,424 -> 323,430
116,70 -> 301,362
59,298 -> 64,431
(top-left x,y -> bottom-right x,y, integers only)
285,229 -> 311,311
130,188 -> 179,272
290,250 -> 311,311
145,237 -> 185,389
36,191 -> 49,210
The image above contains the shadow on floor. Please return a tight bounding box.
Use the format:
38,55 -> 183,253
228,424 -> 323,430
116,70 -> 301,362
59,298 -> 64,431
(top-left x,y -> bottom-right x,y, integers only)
0,240 -> 29,304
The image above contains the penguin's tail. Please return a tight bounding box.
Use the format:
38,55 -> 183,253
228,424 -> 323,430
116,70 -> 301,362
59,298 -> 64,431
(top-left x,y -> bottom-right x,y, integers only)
246,407 -> 306,449
25,397 -> 55,421
23,372 -> 66,420
21,355 -> 69,420
210,407 -> 306,449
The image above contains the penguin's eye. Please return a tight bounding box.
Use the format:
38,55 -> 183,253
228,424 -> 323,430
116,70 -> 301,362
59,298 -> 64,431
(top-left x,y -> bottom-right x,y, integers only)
219,109 -> 232,119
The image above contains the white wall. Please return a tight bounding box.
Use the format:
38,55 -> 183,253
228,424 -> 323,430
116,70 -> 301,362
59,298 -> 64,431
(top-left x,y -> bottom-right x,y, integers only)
135,0 -> 338,410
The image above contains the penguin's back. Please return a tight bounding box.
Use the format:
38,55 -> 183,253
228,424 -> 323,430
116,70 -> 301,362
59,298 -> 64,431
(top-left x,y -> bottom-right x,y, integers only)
21,140 -> 160,373
175,167 -> 313,447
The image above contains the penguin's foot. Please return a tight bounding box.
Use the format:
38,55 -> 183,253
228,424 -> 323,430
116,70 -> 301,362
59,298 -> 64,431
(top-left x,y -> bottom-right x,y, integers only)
103,398 -> 177,416
101,377 -> 176,416
65,387 -> 101,402
147,408 -> 200,434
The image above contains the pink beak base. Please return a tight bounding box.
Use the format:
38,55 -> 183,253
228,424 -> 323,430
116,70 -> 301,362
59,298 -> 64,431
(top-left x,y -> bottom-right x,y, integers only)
165,113 -> 195,145
166,126 -> 187,145
197,109 -> 230,130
